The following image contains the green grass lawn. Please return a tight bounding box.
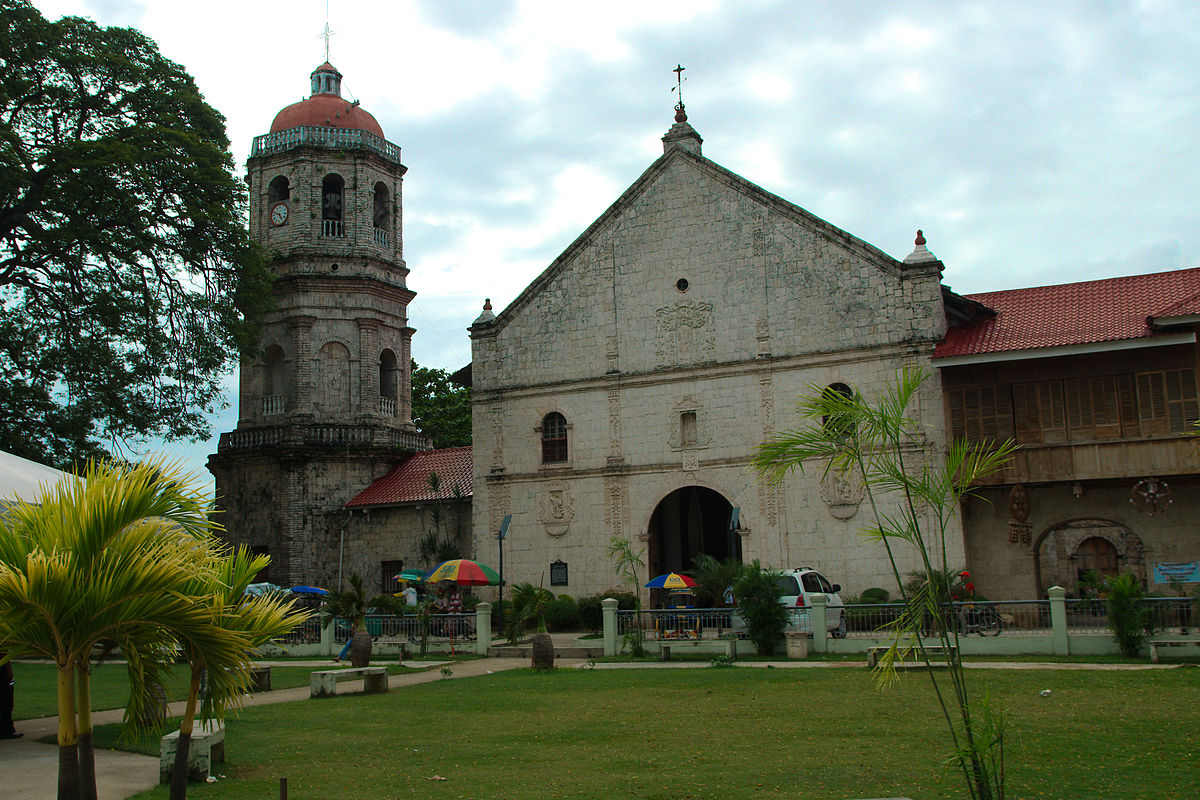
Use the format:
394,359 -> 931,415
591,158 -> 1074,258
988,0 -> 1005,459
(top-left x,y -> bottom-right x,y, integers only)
100,664 -> 1200,800
13,662 -> 428,720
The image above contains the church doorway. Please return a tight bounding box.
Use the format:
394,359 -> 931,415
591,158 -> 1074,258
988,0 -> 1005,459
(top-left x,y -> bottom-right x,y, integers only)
646,487 -> 739,605
1033,519 -> 1143,597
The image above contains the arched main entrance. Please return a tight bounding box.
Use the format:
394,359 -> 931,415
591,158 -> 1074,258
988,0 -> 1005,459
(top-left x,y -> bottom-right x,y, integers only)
1033,518 -> 1144,597
646,486 -> 740,584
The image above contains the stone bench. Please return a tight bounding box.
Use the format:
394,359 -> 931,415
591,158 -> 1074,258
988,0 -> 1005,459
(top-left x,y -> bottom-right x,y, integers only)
867,644 -> 958,669
1149,639 -> 1200,663
159,720 -> 224,784
659,638 -> 737,661
310,666 -> 389,698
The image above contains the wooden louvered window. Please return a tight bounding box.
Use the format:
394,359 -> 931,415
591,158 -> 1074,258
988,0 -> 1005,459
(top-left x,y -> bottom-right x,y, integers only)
1165,368 -> 1200,433
1012,380 -> 1066,444
947,386 -> 1013,443
1065,375 -> 1122,440
1136,371 -> 1170,435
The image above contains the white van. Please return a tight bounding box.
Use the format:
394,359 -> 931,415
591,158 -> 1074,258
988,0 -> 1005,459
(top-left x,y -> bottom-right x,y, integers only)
776,568 -> 846,637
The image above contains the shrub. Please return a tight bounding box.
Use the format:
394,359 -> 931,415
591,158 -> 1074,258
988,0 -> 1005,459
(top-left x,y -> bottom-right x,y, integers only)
577,595 -> 603,634
732,560 -> 789,655
545,595 -> 581,632
1104,573 -> 1149,657
860,587 -> 890,604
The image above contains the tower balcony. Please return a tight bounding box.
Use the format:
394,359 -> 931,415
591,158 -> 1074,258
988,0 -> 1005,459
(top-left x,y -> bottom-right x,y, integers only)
218,422 -> 430,454
251,126 -> 403,166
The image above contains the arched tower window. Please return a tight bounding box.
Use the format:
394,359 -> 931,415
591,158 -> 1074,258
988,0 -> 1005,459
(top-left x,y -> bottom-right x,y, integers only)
373,182 -> 390,246
262,345 -> 287,416
379,349 -> 398,416
311,66 -> 342,96
268,176 -> 290,203
541,412 -> 568,464
322,174 -> 344,237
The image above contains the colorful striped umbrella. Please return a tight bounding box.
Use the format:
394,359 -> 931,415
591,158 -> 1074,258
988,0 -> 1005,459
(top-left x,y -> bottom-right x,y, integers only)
644,572 -> 698,589
424,558 -> 501,586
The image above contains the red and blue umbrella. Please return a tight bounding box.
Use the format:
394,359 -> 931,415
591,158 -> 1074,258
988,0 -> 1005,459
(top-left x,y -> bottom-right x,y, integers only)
644,572 -> 698,589
425,558 -> 501,586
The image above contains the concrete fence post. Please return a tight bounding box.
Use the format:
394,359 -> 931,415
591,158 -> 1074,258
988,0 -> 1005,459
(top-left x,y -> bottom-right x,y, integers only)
810,593 -> 829,653
476,602 -> 492,656
321,616 -> 334,657
602,597 -> 619,657
1048,585 -> 1069,656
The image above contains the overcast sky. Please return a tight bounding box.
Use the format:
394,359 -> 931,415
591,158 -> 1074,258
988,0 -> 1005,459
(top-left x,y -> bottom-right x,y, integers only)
30,0 -> 1200,482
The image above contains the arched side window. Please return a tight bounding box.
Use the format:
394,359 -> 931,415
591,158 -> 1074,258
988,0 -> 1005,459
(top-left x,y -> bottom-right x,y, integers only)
262,345 -> 287,415
372,182 -> 390,246
322,174 -> 344,237
268,176 -> 290,204
379,349 -> 398,416
541,412 -> 568,464
821,382 -> 856,437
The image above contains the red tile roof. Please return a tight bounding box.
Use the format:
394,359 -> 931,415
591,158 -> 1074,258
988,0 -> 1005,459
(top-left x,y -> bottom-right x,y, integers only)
934,268 -> 1200,359
346,446 -> 472,508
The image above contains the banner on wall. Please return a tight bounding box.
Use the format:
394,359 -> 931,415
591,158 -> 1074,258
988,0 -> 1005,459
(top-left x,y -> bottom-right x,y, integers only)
1153,561 -> 1200,584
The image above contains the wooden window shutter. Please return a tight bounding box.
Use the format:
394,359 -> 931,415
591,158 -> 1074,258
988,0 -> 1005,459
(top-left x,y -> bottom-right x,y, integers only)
1093,375 -> 1121,437
1013,383 -> 1041,443
1166,368 -> 1200,432
1136,371 -> 1168,434
1118,373 -> 1140,437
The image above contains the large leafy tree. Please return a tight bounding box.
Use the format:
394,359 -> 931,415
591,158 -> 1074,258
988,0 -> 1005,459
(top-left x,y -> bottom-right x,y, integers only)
411,360 -> 470,449
0,1 -> 271,468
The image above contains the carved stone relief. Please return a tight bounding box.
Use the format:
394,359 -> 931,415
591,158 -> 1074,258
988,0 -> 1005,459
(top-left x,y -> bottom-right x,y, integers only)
1008,484 -> 1032,545
819,465 -> 865,520
655,301 -> 715,366
538,481 -> 574,538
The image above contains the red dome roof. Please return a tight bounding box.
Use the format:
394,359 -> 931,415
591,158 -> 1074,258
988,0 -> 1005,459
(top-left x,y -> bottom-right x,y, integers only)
270,94 -> 385,137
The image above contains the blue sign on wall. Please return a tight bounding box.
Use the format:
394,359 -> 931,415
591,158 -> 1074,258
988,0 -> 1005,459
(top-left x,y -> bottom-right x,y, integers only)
1153,561 -> 1200,584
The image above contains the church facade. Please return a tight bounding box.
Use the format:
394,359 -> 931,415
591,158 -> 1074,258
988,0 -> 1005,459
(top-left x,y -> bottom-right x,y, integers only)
467,106 -> 961,600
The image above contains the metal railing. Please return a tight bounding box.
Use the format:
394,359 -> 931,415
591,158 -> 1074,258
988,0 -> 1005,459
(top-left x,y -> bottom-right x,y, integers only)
1066,596 -> 1197,635
331,613 -> 477,643
275,615 -> 323,645
251,125 -> 403,164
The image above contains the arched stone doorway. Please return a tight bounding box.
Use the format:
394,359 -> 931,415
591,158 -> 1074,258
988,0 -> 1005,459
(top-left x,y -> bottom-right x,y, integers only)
1033,519 -> 1145,597
646,487 -> 739,595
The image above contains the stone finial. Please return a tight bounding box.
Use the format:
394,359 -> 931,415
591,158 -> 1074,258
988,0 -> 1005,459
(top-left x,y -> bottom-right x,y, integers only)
473,298 -> 495,325
903,229 -> 939,264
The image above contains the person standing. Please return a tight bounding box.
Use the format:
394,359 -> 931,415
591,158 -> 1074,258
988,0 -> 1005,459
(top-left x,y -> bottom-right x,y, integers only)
0,653 -> 21,740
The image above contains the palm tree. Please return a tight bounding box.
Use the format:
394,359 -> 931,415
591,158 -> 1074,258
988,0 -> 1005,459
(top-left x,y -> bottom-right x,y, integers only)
322,574 -> 395,667
506,581 -> 553,643
0,459 -> 236,800
687,553 -> 743,608
168,546 -> 309,800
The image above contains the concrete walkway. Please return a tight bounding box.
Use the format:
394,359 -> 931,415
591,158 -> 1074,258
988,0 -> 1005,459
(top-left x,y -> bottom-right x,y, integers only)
0,657 -> 534,800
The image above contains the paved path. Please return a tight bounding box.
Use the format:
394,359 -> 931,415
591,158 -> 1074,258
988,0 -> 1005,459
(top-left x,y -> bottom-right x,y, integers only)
0,657 -> 534,800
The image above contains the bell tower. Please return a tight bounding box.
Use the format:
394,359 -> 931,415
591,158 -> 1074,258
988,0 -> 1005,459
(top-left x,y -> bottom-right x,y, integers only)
209,62 -> 429,587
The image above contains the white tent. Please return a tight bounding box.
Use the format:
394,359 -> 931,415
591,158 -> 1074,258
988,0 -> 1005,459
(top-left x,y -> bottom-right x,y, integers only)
0,450 -> 70,505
